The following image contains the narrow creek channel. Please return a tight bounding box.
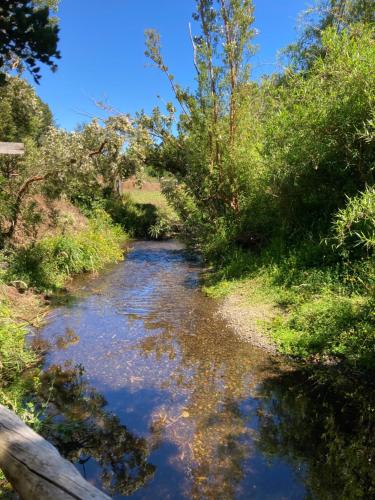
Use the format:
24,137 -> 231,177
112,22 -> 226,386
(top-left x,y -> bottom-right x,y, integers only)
34,240 -> 375,499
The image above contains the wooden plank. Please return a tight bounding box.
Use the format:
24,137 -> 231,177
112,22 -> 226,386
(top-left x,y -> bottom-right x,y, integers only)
0,142 -> 25,155
0,404 -> 110,499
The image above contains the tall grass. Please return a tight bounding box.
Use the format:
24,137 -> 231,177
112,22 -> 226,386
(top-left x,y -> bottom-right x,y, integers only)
205,239 -> 375,370
0,302 -> 41,419
6,208 -> 127,291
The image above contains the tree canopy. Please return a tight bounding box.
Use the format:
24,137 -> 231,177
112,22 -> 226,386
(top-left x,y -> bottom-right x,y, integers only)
0,0 -> 60,84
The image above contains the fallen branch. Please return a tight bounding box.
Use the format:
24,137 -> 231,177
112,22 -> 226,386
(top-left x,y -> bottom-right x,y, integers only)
0,404 -> 110,499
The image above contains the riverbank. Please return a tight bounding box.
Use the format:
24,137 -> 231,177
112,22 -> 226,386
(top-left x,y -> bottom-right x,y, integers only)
204,246 -> 374,372
214,281 -> 278,354
0,208 -> 127,420
23,239 -> 375,498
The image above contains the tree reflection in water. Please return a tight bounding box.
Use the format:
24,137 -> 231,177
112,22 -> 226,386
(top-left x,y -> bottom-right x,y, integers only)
37,242 -> 375,499
136,318 -> 281,499
255,366 -> 375,499
137,314 -> 375,499
38,362 -> 155,497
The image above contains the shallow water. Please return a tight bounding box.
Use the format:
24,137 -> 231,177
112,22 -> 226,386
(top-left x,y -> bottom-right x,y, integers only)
36,240 -> 375,499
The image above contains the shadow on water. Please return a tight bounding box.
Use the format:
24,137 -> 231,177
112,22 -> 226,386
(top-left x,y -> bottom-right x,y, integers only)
255,365 -> 375,500
35,241 -> 375,499
38,362 -> 156,497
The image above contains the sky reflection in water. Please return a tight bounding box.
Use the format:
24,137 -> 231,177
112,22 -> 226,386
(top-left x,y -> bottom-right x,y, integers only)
37,241 -> 375,499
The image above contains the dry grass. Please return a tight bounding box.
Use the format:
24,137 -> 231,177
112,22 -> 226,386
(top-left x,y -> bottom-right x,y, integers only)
126,190 -> 169,209
13,195 -> 88,246
0,284 -> 47,326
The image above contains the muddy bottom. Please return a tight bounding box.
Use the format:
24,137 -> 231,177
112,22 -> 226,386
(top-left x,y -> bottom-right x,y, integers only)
35,240 -> 375,499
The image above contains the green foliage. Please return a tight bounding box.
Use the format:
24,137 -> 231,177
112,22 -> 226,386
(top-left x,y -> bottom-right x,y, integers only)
0,110 -> 152,246
106,193 -> 178,239
332,186 -> 375,256
145,0 -> 258,227
0,303 -> 36,384
0,76 -> 53,142
0,301 -> 41,427
286,0 -> 375,70
146,10 -> 375,259
148,207 -> 178,239
147,14 -> 375,368
205,236 -> 375,368
272,295 -> 375,366
0,78 -> 56,245
106,194 -> 159,238
6,209 -> 126,291
263,24 -> 375,236
0,0 -> 60,84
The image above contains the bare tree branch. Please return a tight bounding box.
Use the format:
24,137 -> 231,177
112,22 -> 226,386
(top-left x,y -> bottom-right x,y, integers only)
89,140 -> 108,157
189,22 -> 200,76
5,174 -> 49,241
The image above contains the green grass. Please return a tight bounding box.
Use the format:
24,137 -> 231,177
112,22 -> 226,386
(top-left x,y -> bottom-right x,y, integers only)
0,302 -> 41,421
0,300 -> 51,494
106,191 -> 179,239
6,208 -> 127,292
204,244 -> 375,370
126,190 -> 169,208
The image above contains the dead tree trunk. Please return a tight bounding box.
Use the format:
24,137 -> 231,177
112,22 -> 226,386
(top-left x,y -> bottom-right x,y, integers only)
0,404 -> 110,499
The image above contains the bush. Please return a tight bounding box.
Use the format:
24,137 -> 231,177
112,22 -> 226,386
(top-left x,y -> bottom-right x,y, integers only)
106,193 -> 178,239
263,25 -> 375,238
6,209 -> 126,291
272,295 -> 375,367
0,301 -> 42,430
106,195 -> 159,238
332,186 -> 375,257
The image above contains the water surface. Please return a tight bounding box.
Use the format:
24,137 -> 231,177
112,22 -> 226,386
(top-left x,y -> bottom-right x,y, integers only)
36,241 -> 375,499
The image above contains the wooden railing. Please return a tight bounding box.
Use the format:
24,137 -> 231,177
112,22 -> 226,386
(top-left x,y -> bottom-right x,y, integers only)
0,404 -> 110,499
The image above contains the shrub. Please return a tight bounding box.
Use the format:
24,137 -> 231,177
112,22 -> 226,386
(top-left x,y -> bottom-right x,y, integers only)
106,195 -> 159,238
0,301 -> 42,432
259,25 -> 375,239
332,186 -> 375,257
0,303 -> 36,384
272,295 -> 375,368
106,193 -> 178,239
6,209 -> 126,291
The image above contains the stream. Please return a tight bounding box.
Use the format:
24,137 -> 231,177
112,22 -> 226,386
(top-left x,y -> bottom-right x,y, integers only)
35,240 -> 375,499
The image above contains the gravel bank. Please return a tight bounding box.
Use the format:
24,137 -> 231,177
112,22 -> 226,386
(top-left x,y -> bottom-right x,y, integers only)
218,291 -> 278,354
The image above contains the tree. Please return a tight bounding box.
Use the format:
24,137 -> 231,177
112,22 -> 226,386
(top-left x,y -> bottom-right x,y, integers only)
0,0 -> 60,84
0,77 -> 54,245
144,0 -> 257,238
0,76 -> 53,142
263,24 -> 375,236
286,0 -> 375,70
0,107 -> 154,246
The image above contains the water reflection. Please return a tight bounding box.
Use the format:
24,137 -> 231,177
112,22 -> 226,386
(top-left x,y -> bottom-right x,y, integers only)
37,241 -> 374,499
255,366 -> 375,499
135,320 -> 283,499
38,362 -> 155,496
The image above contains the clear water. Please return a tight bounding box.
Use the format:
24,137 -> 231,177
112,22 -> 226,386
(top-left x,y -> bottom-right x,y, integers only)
35,240 -> 375,499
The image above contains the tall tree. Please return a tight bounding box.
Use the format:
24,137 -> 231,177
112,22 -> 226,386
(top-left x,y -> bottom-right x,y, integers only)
0,76 -> 53,142
145,0 -> 256,217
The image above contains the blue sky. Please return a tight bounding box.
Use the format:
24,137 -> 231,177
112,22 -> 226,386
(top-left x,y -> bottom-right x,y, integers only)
29,0 -> 309,130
